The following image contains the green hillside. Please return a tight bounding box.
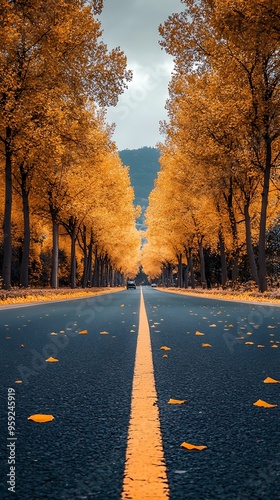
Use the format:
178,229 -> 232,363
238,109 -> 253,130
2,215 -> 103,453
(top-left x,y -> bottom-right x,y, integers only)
119,147 -> 160,230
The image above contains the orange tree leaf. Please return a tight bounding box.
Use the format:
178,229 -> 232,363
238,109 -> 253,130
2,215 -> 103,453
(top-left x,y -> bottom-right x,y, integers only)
180,442 -> 207,451
28,414 -> 55,423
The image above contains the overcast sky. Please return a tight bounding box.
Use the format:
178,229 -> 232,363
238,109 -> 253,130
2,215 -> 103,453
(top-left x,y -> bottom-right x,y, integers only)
98,0 -> 184,151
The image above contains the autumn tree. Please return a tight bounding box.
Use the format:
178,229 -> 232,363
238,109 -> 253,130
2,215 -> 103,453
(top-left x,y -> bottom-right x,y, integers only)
159,0 -> 280,291
0,0 -> 132,289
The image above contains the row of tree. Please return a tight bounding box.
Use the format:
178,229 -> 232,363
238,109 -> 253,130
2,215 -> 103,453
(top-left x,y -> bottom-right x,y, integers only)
143,0 -> 280,292
0,0 -> 141,289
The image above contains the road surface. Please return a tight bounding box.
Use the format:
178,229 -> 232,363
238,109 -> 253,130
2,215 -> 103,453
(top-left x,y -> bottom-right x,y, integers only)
0,287 -> 279,499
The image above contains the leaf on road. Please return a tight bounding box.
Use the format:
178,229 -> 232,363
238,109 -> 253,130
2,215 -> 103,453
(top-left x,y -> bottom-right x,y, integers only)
271,344 -> 278,348
15,380 -> 23,384
209,324 -> 216,327
162,354 -> 168,358
245,341 -> 254,345
120,304 -> 125,307
28,414 -> 55,423
181,441 -> 207,451
195,331 -> 205,336
263,377 -> 280,384
168,399 -> 187,405
202,343 -> 212,347
268,326 -> 276,329
45,357 -> 59,362
253,399 -> 278,408
20,344 -> 24,348
160,346 -> 171,351
50,332 -> 57,336
257,345 -> 265,348
79,329 -> 88,334
100,331 -> 109,335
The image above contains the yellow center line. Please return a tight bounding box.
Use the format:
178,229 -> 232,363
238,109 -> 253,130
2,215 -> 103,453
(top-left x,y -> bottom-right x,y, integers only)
122,288 -> 170,500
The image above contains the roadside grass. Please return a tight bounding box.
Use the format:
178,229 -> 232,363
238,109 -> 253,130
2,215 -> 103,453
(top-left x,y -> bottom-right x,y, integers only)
0,287 -> 124,306
159,286 -> 280,305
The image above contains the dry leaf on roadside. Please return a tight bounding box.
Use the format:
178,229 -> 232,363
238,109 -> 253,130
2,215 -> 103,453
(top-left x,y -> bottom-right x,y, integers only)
263,377 -> 280,384
168,399 -> 187,405
45,357 -> 59,362
181,441 -> 207,451
253,399 -> 277,408
160,346 -> 171,351
28,414 -> 55,423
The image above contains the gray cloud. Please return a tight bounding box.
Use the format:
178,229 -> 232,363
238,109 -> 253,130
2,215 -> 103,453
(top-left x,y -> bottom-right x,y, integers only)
98,0 -> 184,150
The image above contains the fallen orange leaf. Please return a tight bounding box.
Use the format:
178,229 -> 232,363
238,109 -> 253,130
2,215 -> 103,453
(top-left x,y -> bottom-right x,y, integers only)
263,377 -> 280,384
162,354 -> 168,358
20,344 -> 24,348
45,357 -> 59,362
168,399 -> 187,405
160,346 -> 171,351
271,345 -> 278,348
28,414 -> 55,423
253,399 -> 278,408
245,341 -> 254,345
181,441 -> 207,451
202,343 -> 212,347
79,329 -> 88,334
15,380 -> 22,384
195,331 -> 205,336
257,345 -> 265,348
100,331 -> 109,335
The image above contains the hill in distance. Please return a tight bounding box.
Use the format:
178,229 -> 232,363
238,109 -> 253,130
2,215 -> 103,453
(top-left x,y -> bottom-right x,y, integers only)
119,147 -> 160,230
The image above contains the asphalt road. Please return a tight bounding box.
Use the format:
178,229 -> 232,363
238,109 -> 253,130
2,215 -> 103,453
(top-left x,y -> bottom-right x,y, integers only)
0,288 -> 279,499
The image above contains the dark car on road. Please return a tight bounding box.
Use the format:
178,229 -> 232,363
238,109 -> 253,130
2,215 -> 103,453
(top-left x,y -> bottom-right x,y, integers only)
127,280 -> 136,289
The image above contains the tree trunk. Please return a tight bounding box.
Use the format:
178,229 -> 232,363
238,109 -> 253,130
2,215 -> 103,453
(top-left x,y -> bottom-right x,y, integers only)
224,177 -> 239,284
185,248 -> 195,288
177,253 -> 183,287
50,211 -> 59,288
199,240 -> 206,288
258,142 -> 271,292
2,127 -> 12,290
92,248 -> 100,287
70,226 -> 77,289
81,225 -> 88,288
218,231 -> 228,287
20,167 -> 30,288
244,203 -> 259,285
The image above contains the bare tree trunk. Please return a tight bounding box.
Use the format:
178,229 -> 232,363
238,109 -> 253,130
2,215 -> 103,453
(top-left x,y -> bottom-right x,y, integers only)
224,177 -> 239,284
199,240 -> 206,288
244,203 -> 259,285
92,247 -> 100,287
2,127 -> 12,289
185,247 -> 195,288
258,142 -> 271,292
218,231 -> 228,287
50,210 -> 59,288
177,253 -> 183,287
20,167 -> 30,288
68,216 -> 77,289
